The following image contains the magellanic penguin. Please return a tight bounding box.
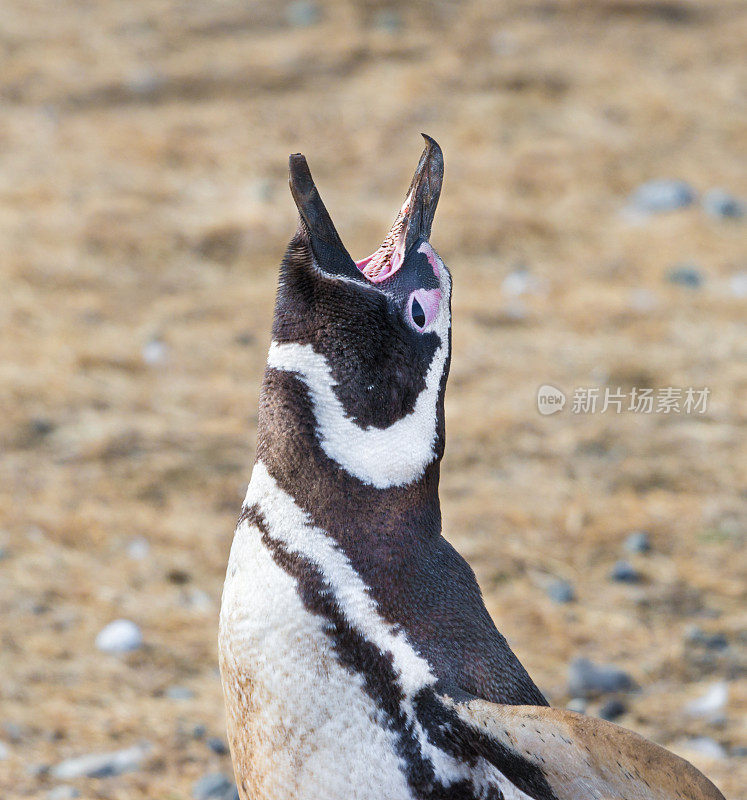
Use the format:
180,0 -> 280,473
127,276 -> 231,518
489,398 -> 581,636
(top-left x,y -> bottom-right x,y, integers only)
219,136 -> 725,800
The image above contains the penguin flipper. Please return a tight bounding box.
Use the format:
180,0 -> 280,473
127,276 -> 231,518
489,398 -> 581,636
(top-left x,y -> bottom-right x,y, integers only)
436,692 -> 725,800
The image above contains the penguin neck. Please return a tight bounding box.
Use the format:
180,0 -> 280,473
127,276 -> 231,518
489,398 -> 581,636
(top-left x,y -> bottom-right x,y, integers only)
254,366 -> 445,548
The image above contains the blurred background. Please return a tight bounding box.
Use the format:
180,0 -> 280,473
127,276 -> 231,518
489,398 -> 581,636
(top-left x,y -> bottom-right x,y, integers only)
1,1 -> 745,798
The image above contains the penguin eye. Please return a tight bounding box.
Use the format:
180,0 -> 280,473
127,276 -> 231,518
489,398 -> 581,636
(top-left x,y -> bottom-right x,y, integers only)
410,297 -> 426,329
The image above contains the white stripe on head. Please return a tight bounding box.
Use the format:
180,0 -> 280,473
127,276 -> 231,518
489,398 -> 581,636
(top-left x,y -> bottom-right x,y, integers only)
267,249 -> 451,489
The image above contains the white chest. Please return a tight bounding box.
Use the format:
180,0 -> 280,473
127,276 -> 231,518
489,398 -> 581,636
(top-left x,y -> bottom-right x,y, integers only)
219,514 -> 413,800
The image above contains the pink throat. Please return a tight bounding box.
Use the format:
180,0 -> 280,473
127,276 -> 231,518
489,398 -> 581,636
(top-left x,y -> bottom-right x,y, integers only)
355,192 -> 412,283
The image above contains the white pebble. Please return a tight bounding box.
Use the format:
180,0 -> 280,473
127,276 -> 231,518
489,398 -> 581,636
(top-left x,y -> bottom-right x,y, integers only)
686,682 -> 728,718
95,619 -> 143,654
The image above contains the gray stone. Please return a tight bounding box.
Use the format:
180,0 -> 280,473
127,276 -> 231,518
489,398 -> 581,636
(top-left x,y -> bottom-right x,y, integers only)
598,699 -> 626,721
126,536 -> 150,560
685,682 -> 728,718
610,560 -> 641,584
667,264 -> 704,289
285,1 -> 320,27
95,619 -> 143,653
51,743 -> 151,779
193,772 -> 234,800
628,180 -> 695,214
624,531 -> 651,554
166,685 -> 194,700
546,579 -> 575,604
703,189 -> 744,219
568,658 -> 637,698
729,271 -> 747,298
686,626 -> 729,651
565,697 -> 587,714
142,338 -> 168,365
47,788 -> 81,800
684,737 -> 727,760
207,736 -> 229,755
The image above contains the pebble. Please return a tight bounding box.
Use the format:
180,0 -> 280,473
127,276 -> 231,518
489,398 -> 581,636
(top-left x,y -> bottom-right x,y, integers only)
568,658 -> 637,698
610,560 -> 641,584
703,188 -> 744,219
192,724 -> 207,740
285,0 -> 320,27
683,737 -> 727,760
729,271 -> 747,298
565,698 -> 587,714
624,531 -> 651,554
95,619 -> 143,654
667,264 -> 704,289
166,685 -> 195,701
126,536 -> 150,560
207,737 -> 229,755
142,338 -> 168,365
372,9 -> 402,33
685,682 -> 728,719
193,772 -> 235,800
627,179 -> 695,215
628,288 -> 659,314
686,626 -> 729,651
501,267 -> 540,298
598,699 -> 626,721
47,788 -> 81,800
546,579 -> 575,604
51,743 -> 151,779
3,722 -> 23,742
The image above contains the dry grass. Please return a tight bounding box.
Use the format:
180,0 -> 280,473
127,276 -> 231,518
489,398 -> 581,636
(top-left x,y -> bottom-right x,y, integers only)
0,1 -> 745,797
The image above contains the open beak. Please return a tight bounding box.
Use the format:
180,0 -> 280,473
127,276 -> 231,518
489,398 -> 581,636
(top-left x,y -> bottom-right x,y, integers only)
288,134 -> 443,283
356,134 -> 444,283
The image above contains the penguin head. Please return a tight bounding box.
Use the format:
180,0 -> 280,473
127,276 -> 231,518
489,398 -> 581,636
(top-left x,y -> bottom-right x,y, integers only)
267,135 -> 451,489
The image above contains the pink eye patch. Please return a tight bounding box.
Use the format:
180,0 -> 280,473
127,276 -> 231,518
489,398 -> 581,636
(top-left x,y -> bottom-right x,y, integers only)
408,288 -> 441,331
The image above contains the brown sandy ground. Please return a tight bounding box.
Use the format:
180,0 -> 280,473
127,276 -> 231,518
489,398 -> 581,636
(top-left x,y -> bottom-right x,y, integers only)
0,1 -> 745,798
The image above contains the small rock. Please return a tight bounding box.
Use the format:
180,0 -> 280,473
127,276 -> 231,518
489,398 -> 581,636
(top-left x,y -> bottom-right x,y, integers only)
95,619 -> 143,654
126,536 -> 150,560
0,741 -> 10,760
142,338 -> 168,365
501,267 -> 540,298
372,9 -> 402,33
3,722 -> 23,742
51,743 -> 151,779
624,531 -> 651,554
285,0 -> 320,27
568,658 -> 637,698
207,736 -> 229,755
703,189 -> 744,220
192,724 -> 207,740
193,772 -> 234,800
628,288 -> 659,314
627,179 -> 695,215
683,737 -> 727,760
728,271 -> 747,298
610,560 -> 641,584
686,626 -> 729,651
685,682 -> 729,719
166,685 -> 194,701
546,579 -> 575,604
566,698 -> 587,714
234,331 -> 255,347
47,788 -> 81,800
667,264 -> 704,289
598,699 -> 627,721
